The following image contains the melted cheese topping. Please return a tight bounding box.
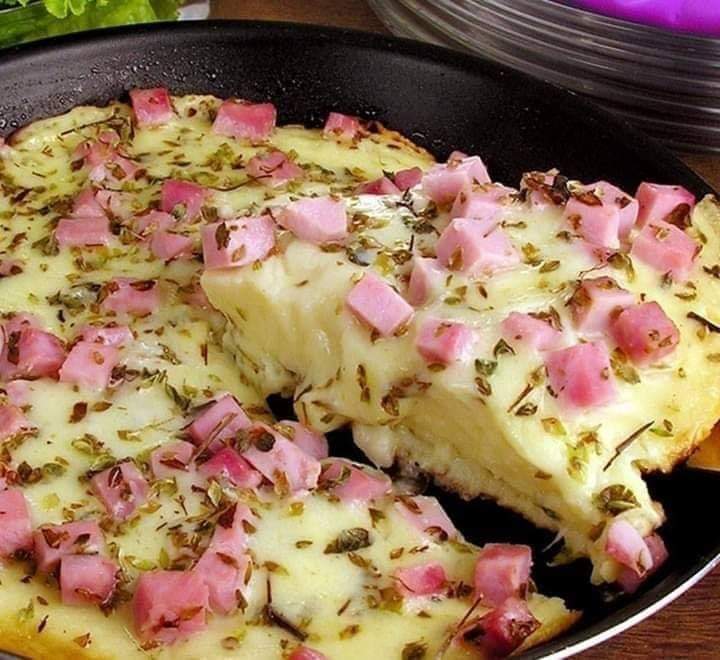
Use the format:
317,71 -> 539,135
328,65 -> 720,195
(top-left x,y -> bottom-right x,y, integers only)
0,97 -> 576,658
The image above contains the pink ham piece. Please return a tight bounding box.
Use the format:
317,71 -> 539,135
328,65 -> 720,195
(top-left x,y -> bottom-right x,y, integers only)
72,188 -> 106,218
422,155 -> 491,204
346,273 -> 414,337
407,257 -> 445,306
160,179 -> 208,222
473,543 -> 532,607
416,317 -> 474,364
150,440 -> 195,479
0,489 -> 32,557
91,461 -> 150,521
34,520 -> 104,573
460,597 -> 540,657
320,458 -> 391,503
0,258 -> 23,278
151,230 -> 194,262
606,519 -> 654,577
0,404 -> 34,442
450,184 -> 514,221
5,380 -> 32,407
277,196 -> 348,245
501,312 -> 562,351
212,99 -> 276,141
201,216 -> 275,270
193,547 -> 250,615
584,181 -> 639,237
323,112 -> 361,140
275,421 -> 329,460
130,87 -> 174,127
78,323 -> 133,347
242,424 -> 321,494
436,218 -> 519,276
289,647 -> 328,660
568,277 -> 635,335
198,447 -> 262,489
617,533 -> 668,594
75,136 -> 138,184
355,176 -> 401,196
60,554 -> 117,606
0,317 -> 66,381
247,150 -> 303,186
393,167 -> 423,191
209,502 -> 255,560
631,219 -> 699,282
134,210 -> 175,238
545,342 -> 615,410
133,570 -> 209,644
59,341 -> 119,390
101,278 -> 160,317
186,393 -> 252,450
610,302 -> 680,367
394,561 -> 447,597
563,196 -> 620,249
636,182 -> 695,228
395,495 -> 457,540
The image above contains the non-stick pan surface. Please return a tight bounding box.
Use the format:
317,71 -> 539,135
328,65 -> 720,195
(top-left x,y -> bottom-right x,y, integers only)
0,20 -> 718,659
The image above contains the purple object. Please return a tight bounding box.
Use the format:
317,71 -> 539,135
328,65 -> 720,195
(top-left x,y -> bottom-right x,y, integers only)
569,0 -> 720,36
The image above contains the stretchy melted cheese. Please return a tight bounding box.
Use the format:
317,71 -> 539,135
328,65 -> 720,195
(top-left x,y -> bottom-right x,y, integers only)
0,97 -> 577,658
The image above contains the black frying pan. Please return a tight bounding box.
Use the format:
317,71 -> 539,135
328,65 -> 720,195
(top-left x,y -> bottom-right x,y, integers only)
0,20 -> 718,659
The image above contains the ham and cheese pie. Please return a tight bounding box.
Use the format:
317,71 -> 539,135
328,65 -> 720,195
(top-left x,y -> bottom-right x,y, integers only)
0,88 -> 715,657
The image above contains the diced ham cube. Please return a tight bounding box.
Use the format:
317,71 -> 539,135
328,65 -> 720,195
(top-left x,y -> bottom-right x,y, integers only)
160,179 -> 208,222
75,137 -> 139,183
568,277 -> 635,335
193,549 -> 250,615
617,533 -> 668,594
209,502 -> 255,560
150,440 -> 195,479
59,341 -> 119,390
34,520 -> 104,573
277,196 -> 348,245
151,230 -> 194,262
60,554 -> 117,606
606,519 -> 654,577
460,597 -> 540,657
584,181 -> 639,237
275,421 -> 329,460
0,489 -> 32,557
355,176 -> 401,196
436,218 -> 519,276
545,342 -> 615,410
0,320 -> 66,381
320,458 -> 391,503
631,219 -> 699,282
610,302 -> 679,366
246,150 -> 303,187
72,188 -> 106,218
212,99 -> 276,142
133,570 -> 209,644
636,182 -> 695,228
346,273 -> 414,337
449,184 -> 514,221
90,461 -> 150,521
563,196 -> 620,249
186,394 -> 252,450
0,404 -> 34,442
422,155 -> 491,204
77,323 -> 133,347
198,447 -> 262,489
407,257 -> 445,307
130,87 -> 174,127
323,112 -> 361,140
473,543 -> 532,607
394,561 -> 447,597
416,317 -> 474,364
289,647 -> 328,660
242,424 -> 321,494
501,312 -> 562,351
393,167 -> 423,191
4,380 -> 32,407
134,210 -> 175,238
101,278 -> 160,317
201,216 -> 275,270
394,495 -> 457,540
